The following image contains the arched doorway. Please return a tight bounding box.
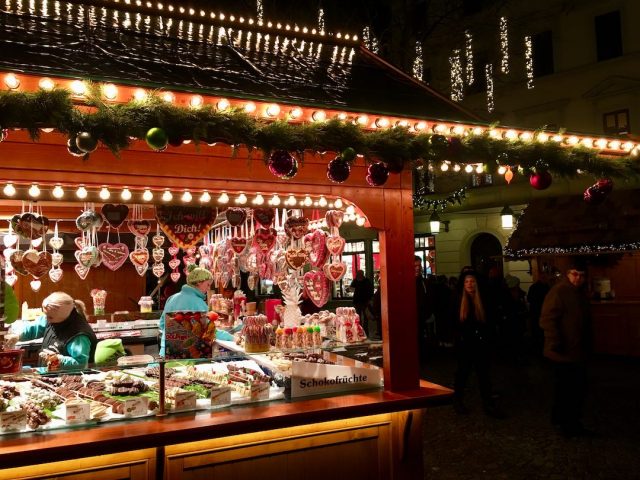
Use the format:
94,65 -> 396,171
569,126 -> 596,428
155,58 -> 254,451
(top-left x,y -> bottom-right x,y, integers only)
470,233 -> 503,276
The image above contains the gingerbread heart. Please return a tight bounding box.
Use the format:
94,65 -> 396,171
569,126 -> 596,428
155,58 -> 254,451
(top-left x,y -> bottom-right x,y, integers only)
247,273 -> 257,291
156,205 -> 216,249
51,252 -> 63,267
285,248 -> 308,270
13,213 -> 49,240
253,208 -> 275,227
31,238 -> 43,249
76,246 -> 99,267
225,207 -> 246,227
3,233 -> 18,248
170,271 -> 181,282
325,210 -> 344,229
323,261 -> 347,282
183,256 -> 196,266
22,251 -> 52,278
152,263 -> 165,278
135,263 -> 149,276
30,279 -> 42,292
75,263 -> 90,280
76,210 -> 102,232
284,216 -> 309,240
9,250 -> 28,276
168,246 -> 179,256
49,236 -> 64,250
326,235 -> 346,256
74,237 -> 86,250
230,237 -> 248,254
304,229 -> 329,267
152,234 -> 165,247
49,267 -> 63,283
128,220 -> 151,237
168,258 -> 181,270
22,249 -> 40,265
5,272 -> 18,286
253,228 -> 277,253
101,204 -> 129,229
135,235 -> 149,248
152,248 -> 165,263
98,242 -> 130,271
303,270 -> 331,308
129,248 -> 149,267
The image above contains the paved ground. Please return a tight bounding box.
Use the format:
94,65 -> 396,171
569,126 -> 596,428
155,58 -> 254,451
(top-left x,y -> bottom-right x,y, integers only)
421,350 -> 640,479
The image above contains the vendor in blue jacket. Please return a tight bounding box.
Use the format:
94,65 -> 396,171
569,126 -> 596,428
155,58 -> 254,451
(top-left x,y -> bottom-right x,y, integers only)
19,292 -> 98,371
159,264 -> 233,356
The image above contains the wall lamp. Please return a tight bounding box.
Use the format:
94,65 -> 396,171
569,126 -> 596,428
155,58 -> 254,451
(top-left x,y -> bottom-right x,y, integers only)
429,211 -> 450,234
501,205 -> 514,229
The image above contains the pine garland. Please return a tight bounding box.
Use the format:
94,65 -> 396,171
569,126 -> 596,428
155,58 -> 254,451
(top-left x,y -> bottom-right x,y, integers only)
0,88 -> 638,179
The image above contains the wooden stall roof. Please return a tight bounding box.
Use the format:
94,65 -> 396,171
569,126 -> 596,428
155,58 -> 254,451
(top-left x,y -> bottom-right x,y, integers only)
0,0 -> 479,121
505,189 -> 640,258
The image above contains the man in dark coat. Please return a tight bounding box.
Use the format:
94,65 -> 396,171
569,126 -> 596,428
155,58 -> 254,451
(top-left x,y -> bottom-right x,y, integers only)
540,261 -> 592,437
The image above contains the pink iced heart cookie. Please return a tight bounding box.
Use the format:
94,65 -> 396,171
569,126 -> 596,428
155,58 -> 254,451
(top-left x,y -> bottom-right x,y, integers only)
74,237 -> 86,250
75,246 -> 99,268
128,219 -> 152,237
49,236 -> 64,250
49,267 -> 63,283
168,246 -> 179,256
304,229 -> 329,267
98,242 -> 130,271
230,237 -> 248,254
168,258 -> 181,270
129,248 -> 149,267
51,252 -> 63,267
323,261 -> 347,282
303,270 -> 331,308
325,210 -> 344,229
152,263 -> 165,278
253,228 -> 277,253
326,235 -> 346,256
152,248 -> 165,263
284,216 -> 309,240
134,263 -> 148,276
170,272 -> 181,282
152,234 -> 165,247
75,263 -> 90,280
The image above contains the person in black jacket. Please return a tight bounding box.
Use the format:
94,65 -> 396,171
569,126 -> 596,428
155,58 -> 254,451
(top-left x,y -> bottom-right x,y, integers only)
452,269 -> 504,418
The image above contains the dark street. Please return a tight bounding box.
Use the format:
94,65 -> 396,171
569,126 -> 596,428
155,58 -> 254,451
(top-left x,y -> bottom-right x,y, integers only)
422,351 -> 640,479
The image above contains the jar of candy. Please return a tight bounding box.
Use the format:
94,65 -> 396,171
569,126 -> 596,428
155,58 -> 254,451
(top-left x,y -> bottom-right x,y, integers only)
138,296 -> 153,313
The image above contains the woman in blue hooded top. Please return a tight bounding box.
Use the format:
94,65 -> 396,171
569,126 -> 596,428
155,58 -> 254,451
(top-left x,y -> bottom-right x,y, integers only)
159,264 -> 233,356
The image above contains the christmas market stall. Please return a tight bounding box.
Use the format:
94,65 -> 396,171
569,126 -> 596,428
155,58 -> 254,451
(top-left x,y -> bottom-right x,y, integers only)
0,2 -> 639,479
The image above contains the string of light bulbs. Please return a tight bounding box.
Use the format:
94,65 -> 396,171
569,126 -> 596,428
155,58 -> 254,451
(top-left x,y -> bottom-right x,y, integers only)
413,41 -> 424,81
486,63 -> 495,113
525,35 -> 534,89
465,30 -> 474,85
499,17 -> 509,74
449,49 -> 464,102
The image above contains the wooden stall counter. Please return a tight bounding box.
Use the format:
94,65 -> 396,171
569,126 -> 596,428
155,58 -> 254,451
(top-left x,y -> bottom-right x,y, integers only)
0,381 -> 451,480
591,300 -> 640,357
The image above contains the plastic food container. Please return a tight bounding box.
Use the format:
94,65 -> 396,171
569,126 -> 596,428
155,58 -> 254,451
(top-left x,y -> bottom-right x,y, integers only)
138,296 -> 153,313
0,349 -> 24,374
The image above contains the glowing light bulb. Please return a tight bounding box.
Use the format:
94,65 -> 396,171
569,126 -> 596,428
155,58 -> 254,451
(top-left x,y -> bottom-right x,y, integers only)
434,124 -> 447,133
244,102 -> 256,113
76,186 -> 88,199
396,120 -> 409,128
253,194 -> 264,205
52,185 -> 64,199
133,88 -> 147,101
504,129 -> 518,140
99,187 -> 110,200
567,136 -> 579,145
334,198 -> 343,209
121,188 -> 132,201
162,190 -> 173,202
304,196 -> 312,206
440,162 -> 449,172
3,183 -> 16,196
182,191 -> 192,202
28,184 -> 40,198
270,194 -> 281,206
520,131 -> 533,141
287,195 -> 296,206
289,107 -> 303,119
581,138 -> 593,148
217,98 -> 230,110
336,112 -> 348,121
608,140 -> 621,150
200,191 -> 211,203
318,196 -> 327,207
451,125 -> 465,135
70,80 -> 86,96
375,117 -> 390,128
4,73 -> 20,90
142,189 -> 153,201
311,110 -> 327,122
465,164 -> 473,173
346,205 -> 356,215
189,95 -> 203,108
537,132 -> 549,142
476,164 -> 484,174
266,104 -> 280,117
236,193 -> 247,204
161,91 -> 175,103
356,115 -> 369,126
472,127 -> 484,135
356,216 -> 366,226
595,138 -> 608,149
39,77 -> 55,91
623,142 -> 635,151
498,166 -> 507,175
102,83 -> 118,100
218,192 -> 229,204
552,134 -> 564,142
414,121 -> 427,131
453,164 -> 461,172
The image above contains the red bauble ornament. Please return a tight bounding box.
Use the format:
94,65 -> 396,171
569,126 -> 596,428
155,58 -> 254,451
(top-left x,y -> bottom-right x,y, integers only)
384,158 -> 404,174
595,178 -> 613,194
281,158 -> 299,179
268,150 -> 297,178
327,156 -> 351,183
366,162 -> 389,186
67,136 -> 85,157
583,185 -> 606,205
529,170 -> 552,190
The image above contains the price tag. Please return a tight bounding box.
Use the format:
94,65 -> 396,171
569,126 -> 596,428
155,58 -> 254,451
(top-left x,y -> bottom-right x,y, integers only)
65,401 -> 90,424
250,382 -> 270,401
210,386 -> 231,407
174,391 -> 197,411
0,411 -> 27,431
123,396 -> 149,417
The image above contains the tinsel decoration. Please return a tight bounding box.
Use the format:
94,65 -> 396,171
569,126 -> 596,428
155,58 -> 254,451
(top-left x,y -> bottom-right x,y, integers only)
268,150 -> 297,178
366,162 -> 389,186
75,132 -> 98,153
145,127 -> 168,151
67,136 -> 85,157
529,170 -> 552,190
413,187 -> 467,209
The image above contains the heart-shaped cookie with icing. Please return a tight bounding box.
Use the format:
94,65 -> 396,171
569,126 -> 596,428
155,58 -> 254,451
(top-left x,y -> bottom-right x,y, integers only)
128,220 -> 151,237
225,207 -> 246,227
253,208 -> 275,227
49,267 -> 63,283
323,261 -> 347,282
22,251 -> 52,278
284,216 -> 309,240
129,248 -> 149,267
285,248 -> 308,270
326,235 -> 346,256
49,236 -> 64,250
9,250 -> 28,276
253,227 -> 277,253
303,270 -> 331,308
325,210 -> 344,229
229,237 -> 248,254
98,242 -> 130,271
304,229 -> 329,267
101,204 -> 129,229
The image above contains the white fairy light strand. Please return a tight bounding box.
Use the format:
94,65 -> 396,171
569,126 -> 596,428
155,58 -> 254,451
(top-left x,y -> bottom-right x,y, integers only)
318,8 -> 325,35
525,35 -> 534,89
449,49 -> 464,101
413,40 -> 423,81
256,0 -> 263,23
465,30 -> 474,85
362,26 -> 379,53
485,63 -> 495,113
499,17 -> 509,74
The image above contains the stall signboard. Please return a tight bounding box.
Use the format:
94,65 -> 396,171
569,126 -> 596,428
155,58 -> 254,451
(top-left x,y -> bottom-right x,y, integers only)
156,205 -> 217,249
291,362 -> 382,398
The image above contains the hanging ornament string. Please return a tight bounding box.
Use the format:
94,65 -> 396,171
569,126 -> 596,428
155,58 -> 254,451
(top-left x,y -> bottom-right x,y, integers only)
413,187 -> 467,209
